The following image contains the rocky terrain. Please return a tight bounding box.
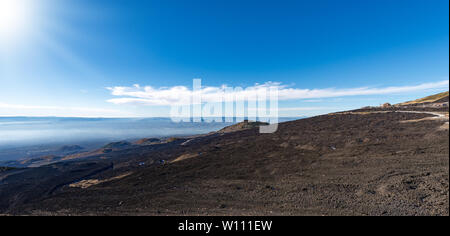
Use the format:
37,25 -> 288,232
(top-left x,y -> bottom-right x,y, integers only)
0,167 -> 15,173
0,92 -> 448,216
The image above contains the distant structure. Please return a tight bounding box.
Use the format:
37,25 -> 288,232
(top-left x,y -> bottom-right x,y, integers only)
381,103 -> 392,108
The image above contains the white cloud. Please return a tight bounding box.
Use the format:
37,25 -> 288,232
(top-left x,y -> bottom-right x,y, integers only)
107,80 -> 449,106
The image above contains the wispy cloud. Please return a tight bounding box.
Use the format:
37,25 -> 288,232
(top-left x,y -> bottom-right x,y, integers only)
107,80 -> 449,106
0,102 -> 126,117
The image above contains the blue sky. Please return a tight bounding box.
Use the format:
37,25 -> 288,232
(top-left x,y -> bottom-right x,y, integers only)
0,0 -> 448,117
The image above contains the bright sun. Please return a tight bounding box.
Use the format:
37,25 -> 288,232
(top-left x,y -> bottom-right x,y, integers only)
0,0 -> 32,41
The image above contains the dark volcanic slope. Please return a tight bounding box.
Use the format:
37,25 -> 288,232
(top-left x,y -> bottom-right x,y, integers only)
0,110 -> 447,216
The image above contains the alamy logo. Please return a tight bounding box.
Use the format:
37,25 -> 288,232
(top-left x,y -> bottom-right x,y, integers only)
170,79 -> 279,133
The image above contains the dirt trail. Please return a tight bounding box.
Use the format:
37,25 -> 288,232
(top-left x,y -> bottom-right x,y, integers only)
343,110 -> 447,118
396,110 -> 447,118
342,110 -> 448,125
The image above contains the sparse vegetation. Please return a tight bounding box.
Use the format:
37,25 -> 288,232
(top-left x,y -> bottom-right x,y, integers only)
400,91 -> 449,105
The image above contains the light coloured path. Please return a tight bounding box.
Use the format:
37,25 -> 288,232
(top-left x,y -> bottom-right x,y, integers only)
338,110 -> 448,119
395,110 -> 447,119
334,110 -> 449,125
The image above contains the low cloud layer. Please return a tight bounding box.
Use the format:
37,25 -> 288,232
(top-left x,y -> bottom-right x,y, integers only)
107,80 -> 449,106
0,102 -> 125,117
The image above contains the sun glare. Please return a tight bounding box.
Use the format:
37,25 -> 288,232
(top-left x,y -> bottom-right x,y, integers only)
0,0 -> 32,41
